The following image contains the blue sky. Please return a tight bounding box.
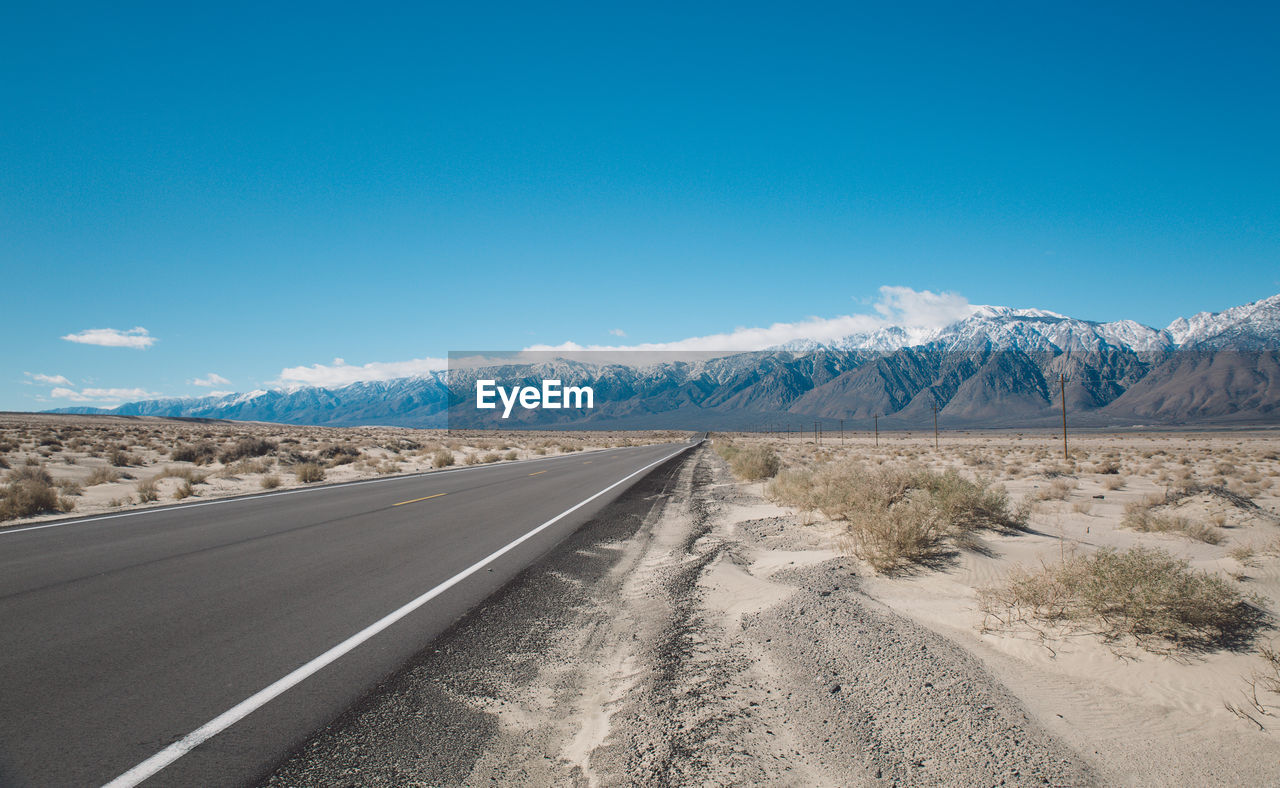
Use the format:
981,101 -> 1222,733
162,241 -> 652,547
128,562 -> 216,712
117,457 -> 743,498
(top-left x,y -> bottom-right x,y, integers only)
3,2 -> 1278,408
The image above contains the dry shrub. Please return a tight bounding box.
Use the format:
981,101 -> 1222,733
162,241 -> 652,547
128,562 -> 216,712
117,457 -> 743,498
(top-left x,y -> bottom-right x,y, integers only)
843,490 -> 945,572
503,450 -> 518,461
295,463 -> 326,483
218,437 -> 277,464
1,470 -> 72,520
55,479 -> 83,497
729,446 -> 781,481
979,546 -> 1264,654
109,448 -> 141,467
1101,475 -> 1127,491
1095,459 -> 1122,475
317,444 -> 360,466
136,478 -> 159,503
1226,640 -> 1280,728
714,440 -> 740,463
86,466 -> 122,486
1031,478 -> 1076,501
224,458 -> 273,476
481,452 -> 501,464
768,462 -> 1015,572
1124,499 -> 1223,544
261,474 -> 281,490
160,466 -> 207,484
432,450 -> 455,469
171,442 -> 217,465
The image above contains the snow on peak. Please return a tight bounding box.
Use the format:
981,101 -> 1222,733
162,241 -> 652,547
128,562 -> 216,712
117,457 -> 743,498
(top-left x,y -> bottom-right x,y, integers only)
1166,293 -> 1280,347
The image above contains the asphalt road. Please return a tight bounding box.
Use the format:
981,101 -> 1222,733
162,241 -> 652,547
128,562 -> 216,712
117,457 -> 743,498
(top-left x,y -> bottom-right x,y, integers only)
0,439 -> 697,787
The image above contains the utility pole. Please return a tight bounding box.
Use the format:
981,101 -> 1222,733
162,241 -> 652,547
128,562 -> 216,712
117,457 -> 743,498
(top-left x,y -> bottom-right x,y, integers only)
839,419 -> 844,447
932,402 -> 939,450
874,414 -> 879,447
1060,373 -> 1069,461
814,420 -> 820,446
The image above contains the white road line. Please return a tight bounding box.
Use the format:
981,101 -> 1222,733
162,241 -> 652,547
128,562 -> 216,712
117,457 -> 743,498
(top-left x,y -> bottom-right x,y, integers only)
100,443 -> 693,788
0,444 -> 654,537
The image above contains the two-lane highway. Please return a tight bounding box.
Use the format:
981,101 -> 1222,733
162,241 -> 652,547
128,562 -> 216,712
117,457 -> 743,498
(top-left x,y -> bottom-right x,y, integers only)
0,439 -> 697,787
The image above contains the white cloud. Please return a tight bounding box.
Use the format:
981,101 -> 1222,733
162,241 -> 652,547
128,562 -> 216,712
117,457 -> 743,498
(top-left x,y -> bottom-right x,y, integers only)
204,390 -> 233,398
268,287 -> 975,389
275,356 -> 447,387
873,285 -> 974,328
50,387 -> 159,402
49,388 -> 90,402
191,373 -> 231,387
61,327 -> 157,349
24,372 -> 72,386
608,328 -> 627,337
526,286 -> 975,353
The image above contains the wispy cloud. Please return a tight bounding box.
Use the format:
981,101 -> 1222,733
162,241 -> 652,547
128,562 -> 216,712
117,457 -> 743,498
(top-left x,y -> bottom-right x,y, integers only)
191,373 -> 231,387
49,387 -> 159,402
61,327 -> 157,349
608,328 -> 627,337
24,372 -> 72,386
275,356 -> 447,388
527,286 -> 975,353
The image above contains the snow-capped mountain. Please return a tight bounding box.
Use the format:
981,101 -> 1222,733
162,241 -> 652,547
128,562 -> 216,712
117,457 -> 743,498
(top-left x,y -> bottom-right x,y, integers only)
49,293 -> 1280,428
1166,293 -> 1280,349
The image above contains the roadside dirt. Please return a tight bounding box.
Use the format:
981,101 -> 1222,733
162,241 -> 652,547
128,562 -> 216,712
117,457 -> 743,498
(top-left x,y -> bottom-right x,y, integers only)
265,446 -> 1093,786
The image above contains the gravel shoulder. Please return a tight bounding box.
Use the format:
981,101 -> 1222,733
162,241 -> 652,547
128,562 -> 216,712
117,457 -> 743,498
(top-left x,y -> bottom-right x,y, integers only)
264,446 -> 1094,786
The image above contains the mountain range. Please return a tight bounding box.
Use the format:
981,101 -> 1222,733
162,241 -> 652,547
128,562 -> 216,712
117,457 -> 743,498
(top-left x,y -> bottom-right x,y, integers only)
49,294 -> 1280,429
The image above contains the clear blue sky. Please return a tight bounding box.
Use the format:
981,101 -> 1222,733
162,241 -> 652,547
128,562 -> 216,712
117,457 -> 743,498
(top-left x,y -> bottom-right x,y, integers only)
3,2 -> 1278,408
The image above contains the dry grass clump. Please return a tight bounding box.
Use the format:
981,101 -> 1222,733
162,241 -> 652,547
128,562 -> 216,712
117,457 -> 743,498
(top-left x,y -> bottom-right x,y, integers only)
218,437 -> 277,464
317,443 -> 361,467
1030,478 -> 1077,501
431,450 -> 455,468
295,463 -> 326,483
979,546 -> 1265,654
223,457 -> 273,476
260,474 -> 282,490
136,478 -> 159,503
86,466 -> 123,486
109,448 -> 140,467
171,442 -> 218,465
159,466 -> 208,484
730,446 -> 781,481
0,464 -> 75,519
715,439 -> 782,481
1123,498 -> 1224,544
769,462 -> 1016,572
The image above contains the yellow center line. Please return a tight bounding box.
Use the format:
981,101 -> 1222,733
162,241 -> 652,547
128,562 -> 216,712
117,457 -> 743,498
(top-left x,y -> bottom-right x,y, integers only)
528,470 -> 548,476
392,493 -> 448,507
583,461 -> 592,464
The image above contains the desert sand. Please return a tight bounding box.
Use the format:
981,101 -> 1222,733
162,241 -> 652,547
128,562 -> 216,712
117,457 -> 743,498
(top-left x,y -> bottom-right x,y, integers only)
718,427 -> 1280,785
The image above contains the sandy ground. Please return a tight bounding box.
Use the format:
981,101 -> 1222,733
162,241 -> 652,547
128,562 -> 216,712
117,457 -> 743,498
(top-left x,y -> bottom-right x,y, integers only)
723,428 -> 1280,785
0,413 -> 685,527
267,446 -> 1091,786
